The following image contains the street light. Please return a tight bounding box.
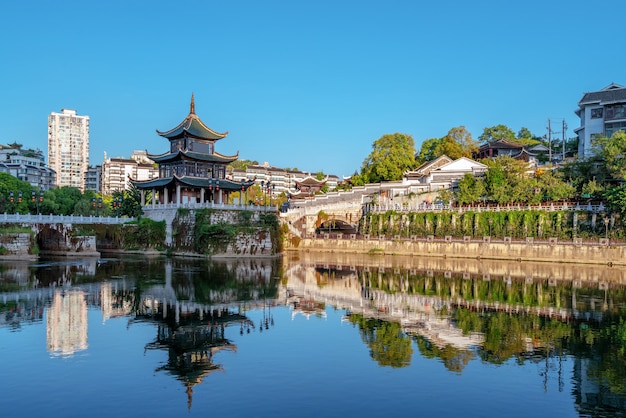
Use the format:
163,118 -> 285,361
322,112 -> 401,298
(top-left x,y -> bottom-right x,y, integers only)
240,179 -> 245,206
31,190 -> 44,215
488,218 -> 493,238
112,196 -> 123,217
604,216 -> 609,240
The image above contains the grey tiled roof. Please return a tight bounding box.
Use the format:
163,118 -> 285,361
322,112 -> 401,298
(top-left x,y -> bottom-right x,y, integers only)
579,85 -> 626,105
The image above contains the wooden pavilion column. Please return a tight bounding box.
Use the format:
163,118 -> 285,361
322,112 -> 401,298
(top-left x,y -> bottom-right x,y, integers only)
164,188 -> 169,205
200,188 -> 205,204
151,188 -> 156,206
176,184 -> 181,206
140,190 -> 145,206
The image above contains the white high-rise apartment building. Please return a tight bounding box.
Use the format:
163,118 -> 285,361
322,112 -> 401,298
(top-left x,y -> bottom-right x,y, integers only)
48,109 -> 90,191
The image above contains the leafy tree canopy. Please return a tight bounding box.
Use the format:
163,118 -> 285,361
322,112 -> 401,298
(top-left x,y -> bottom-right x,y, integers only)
415,126 -> 477,163
592,131 -> 626,181
360,133 -> 416,183
228,159 -> 259,170
479,124 -> 516,143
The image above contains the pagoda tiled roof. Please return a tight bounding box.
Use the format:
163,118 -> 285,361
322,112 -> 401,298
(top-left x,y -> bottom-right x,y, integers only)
130,175 -> 254,191
156,94 -> 228,140
148,149 -> 238,164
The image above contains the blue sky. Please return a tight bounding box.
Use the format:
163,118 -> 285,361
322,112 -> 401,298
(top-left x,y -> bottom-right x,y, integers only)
1,0 -> 624,178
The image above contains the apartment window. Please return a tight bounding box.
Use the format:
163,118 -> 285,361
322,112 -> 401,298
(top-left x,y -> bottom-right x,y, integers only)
591,108 -> 603,119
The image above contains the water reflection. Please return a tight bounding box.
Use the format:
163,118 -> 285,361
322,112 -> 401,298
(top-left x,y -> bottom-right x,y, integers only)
281,252 -> 626,415
47,289 -> 88,357
1,253 -> 626,416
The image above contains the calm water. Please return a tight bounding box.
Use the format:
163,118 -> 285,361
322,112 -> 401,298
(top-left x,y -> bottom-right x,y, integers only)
1,252 -> 625,418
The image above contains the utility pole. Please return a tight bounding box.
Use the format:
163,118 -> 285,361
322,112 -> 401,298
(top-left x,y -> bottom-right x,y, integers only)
562,120 -> 567,161
547,119 -> 552,163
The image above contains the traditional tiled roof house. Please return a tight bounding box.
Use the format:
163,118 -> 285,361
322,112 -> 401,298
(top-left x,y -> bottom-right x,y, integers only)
289,176 -> 327,199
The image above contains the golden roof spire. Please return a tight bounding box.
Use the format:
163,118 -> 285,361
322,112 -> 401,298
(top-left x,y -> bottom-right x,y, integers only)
190,93 -> 195,114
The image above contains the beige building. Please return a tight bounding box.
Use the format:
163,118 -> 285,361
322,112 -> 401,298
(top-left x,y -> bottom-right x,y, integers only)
101,150 -> 158,194
48,109 -> 90,191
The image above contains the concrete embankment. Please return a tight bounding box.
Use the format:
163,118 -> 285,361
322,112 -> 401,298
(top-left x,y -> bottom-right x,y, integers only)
287,236 -> 625,266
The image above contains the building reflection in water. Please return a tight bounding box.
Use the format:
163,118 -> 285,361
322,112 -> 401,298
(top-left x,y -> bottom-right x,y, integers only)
46,289 -> 88,357
2,253 -> 625,414
280,252 -> 626,414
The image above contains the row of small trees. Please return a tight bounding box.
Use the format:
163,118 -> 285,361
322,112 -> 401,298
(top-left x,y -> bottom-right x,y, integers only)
359,210 -> 618,239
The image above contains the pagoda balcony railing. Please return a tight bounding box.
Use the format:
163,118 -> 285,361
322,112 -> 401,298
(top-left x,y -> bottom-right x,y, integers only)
142,201 -> 278,212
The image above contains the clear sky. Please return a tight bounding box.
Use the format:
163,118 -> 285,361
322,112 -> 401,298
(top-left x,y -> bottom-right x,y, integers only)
1,0 -> 624,178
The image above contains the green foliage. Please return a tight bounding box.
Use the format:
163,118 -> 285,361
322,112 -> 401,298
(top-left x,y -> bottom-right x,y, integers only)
456,174 -> 486,205
348,314 -> 413,368
479,124 -> 516,143
360,133 -> 416,183
415,126 -> 478,163
228,159 -> 259,170
603,184 -> 626,214
123,218 -> 166,250
360,208 -> 620,239
592,131 -> 626,181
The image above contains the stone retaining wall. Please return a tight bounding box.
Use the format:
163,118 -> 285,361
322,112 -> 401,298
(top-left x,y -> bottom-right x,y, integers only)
288,237 -> 626,266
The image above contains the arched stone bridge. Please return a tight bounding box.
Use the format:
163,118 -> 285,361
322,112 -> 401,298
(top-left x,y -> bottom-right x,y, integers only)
0,213 -> 134,256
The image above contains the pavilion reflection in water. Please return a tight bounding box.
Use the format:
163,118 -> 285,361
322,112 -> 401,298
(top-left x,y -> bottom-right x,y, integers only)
2,253 -> 626,414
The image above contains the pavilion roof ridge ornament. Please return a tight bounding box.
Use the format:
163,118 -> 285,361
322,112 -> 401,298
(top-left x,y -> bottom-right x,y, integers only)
156,95 -> 228,140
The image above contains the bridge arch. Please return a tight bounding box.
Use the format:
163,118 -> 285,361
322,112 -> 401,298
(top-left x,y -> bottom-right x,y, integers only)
35,224 -> 72,252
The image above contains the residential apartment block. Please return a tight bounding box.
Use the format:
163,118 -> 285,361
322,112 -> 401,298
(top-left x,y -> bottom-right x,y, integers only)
575,83 -> 626,158
0,143 -> 56,190
47,109 -> 90,191
228,163 -> 340,196
84,165 -> 102,193
101,150 -> 158,194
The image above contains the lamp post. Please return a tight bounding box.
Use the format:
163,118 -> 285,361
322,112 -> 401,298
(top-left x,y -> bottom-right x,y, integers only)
240,180 -> 245,206
208,179 -> 213,204
112,196 -> 123,217
488,218 -> 493,238
31,190 -> 44,215
604,216 -> 609,240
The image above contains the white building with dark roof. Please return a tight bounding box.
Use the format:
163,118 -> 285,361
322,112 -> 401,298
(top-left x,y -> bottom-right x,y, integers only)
575,83 -> 626,158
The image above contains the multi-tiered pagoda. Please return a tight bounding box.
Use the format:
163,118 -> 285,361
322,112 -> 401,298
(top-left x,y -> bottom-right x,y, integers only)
131,95 -> 254,206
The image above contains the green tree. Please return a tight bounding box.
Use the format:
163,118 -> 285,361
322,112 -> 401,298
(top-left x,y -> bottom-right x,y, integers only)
439,126 -> 478,159
479,124 -> 516,143
415,137 -> 442,163
592,131 -> 626,180
482,156 -> 528,203
0,172 -> 32,214
456,173 -> 486,205
360,133 -> 416,183
536,170 -> 575,202
228,159 -> 259,170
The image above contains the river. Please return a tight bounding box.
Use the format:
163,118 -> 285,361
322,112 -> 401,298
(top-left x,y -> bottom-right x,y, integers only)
1,252 -> 625,417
